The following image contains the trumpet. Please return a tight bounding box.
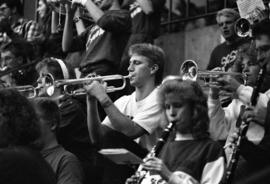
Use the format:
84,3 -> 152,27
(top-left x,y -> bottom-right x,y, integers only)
180,60 -> 246,85
235,18 -> 251,38
3,85 -> 39,98
45,73 -> 129,96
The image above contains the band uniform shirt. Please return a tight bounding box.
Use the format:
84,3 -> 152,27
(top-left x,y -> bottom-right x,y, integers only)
207,38 -> 250,71
68,10 -> 131,72
141,138 -> 225,184
102,87 -> 165,151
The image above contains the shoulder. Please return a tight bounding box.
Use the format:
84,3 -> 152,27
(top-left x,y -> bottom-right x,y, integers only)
101,10 -> 131,20
51,146 -> 81,166
114,92 -> 135,105
213,42 -> 228,51
198,139 -> 224,159
59,97 -> 85,113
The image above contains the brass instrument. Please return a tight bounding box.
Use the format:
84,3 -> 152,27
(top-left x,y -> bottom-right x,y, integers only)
2,85 -> 39,98
45,73 -> 129,96
180,59 -> 246,84
234,6 -> 266,38
235,18 -> 251,38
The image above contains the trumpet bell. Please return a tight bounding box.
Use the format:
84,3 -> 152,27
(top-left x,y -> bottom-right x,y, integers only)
45,74 -> 129,96
235,18 -> 251,38
180,60 -> 198,81
179,59 -> 246,85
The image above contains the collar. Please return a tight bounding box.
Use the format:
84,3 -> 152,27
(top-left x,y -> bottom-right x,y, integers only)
175,133 -> 194,141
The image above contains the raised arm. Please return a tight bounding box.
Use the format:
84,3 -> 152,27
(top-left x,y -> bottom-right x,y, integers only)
72,0 -> 104,22
85,81 -> 147,140
86,95 -> 103,145
62,4 -> 75,52
136,0 -> 154,14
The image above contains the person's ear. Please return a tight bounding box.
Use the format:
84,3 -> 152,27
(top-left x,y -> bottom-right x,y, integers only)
150,64 -> 159,75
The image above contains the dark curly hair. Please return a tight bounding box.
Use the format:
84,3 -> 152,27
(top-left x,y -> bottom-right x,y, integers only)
158,77 -> 209,139
0,89 -> 41,148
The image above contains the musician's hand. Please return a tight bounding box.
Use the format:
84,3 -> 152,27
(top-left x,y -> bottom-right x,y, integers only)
125,174 -> 140,184
225,129 -> 239,150
142,157 -> 172,181
242,106 -> 265,126
84,80 -> 108,102
217,75 -> 241,93
209,79 -> 220,100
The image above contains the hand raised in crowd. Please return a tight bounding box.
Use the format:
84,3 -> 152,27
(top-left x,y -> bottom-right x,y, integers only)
72,0 -> 88,6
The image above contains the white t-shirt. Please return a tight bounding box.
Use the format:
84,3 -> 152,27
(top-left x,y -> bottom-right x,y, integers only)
102,88 -> 165,150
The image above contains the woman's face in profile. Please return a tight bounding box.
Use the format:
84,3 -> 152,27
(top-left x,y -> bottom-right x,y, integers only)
36,66 -> 54,97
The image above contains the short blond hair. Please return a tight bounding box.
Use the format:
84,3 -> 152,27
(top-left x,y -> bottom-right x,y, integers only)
216,8 -> 240,23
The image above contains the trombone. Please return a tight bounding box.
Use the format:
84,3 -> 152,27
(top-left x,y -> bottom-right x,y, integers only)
180,60 -> 246,85
45,73 -> 129,96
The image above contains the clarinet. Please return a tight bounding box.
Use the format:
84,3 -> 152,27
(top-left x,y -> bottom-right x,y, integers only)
135,121 -> 176,184
223,63 -> 267,184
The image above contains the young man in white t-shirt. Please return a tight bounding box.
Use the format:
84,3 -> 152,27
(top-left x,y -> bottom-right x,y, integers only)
84,43 -> 165,151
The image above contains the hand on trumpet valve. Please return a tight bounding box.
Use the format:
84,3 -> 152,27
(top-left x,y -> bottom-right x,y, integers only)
216,75 -> 241,93
84,80 -> 107,99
